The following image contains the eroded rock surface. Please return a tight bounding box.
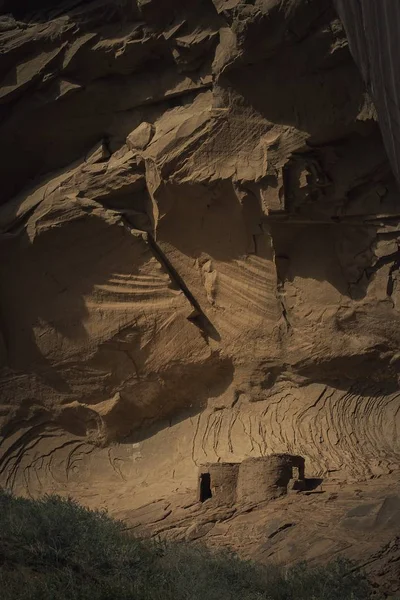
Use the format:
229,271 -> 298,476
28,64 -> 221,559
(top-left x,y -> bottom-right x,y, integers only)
1,0 -> 400,536
120,473 -> 400,598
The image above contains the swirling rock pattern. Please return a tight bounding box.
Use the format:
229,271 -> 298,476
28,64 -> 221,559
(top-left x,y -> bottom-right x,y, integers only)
1,0 -> 400,508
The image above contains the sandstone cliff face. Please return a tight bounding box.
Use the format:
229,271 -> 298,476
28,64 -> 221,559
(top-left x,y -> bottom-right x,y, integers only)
335,0 -> 400,188
1,0 -> 400,502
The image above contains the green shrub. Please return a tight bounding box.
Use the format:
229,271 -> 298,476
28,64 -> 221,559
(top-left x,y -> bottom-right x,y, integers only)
0,489 -> 374,600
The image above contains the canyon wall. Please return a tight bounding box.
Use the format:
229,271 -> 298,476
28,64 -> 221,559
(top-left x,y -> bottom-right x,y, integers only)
1,0 -> 400,504
335,0 -> 400,187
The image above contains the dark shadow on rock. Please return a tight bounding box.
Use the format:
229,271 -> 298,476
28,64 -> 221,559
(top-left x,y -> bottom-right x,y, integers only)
0,213 -> 151,395
0,0 -> 218,203
271,222 -> 360,299
270,216 -> 400,302
0,0 -> 126,22
218,1 -> 397,303
156,180 -> 257,263
0,204 -> 236,446
114,355 -> 235,444
220,0 -> 365,143
294,356 -> 400,397
305,478 -> 324,492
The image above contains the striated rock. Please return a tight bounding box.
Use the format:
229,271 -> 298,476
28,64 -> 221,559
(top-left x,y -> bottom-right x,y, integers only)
119,473 -> 400,598
1,0 -> 400,543
335,1 -> 400,187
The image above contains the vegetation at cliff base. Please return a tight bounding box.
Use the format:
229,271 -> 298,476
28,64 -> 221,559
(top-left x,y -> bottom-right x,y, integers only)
0,489 -> 374,600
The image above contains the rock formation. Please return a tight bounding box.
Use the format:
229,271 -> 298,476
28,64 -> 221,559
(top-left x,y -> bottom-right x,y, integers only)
1,0 -> 400,522
334,0 -> 400,187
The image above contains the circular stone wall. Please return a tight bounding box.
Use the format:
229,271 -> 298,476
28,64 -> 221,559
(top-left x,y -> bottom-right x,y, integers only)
236,454 -> 300,504
198,463 -> 239,505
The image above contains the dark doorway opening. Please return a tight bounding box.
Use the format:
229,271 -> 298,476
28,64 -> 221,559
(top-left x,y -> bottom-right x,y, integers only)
199,473 -> 212,502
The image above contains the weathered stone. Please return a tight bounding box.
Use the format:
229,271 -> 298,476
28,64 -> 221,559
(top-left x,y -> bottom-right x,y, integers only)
236,455 -> 305,505
1,7 -> 400,582
198,463 -> 239,505
126,122 -> 155,152
287,479 -> 306,494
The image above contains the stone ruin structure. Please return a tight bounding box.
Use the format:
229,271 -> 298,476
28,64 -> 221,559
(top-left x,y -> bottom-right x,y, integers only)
198,454 -> 305,506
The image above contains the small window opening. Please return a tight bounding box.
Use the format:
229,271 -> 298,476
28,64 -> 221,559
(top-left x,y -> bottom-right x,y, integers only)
292,466 -> 300,480
199,473 -> 212,502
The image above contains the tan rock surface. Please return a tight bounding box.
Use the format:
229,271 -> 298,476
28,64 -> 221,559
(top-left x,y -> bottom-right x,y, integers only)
1,0 -> 400,591
119,473 -> 400,597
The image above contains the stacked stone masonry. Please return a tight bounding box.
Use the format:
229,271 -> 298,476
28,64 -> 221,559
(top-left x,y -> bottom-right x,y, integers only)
198,454 -> 305,506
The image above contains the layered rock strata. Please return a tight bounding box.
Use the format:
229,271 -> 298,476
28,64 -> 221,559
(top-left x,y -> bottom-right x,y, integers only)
0,0 -> 400,504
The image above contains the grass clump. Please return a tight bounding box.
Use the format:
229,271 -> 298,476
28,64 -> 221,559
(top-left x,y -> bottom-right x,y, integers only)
0,489 -> 373,600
